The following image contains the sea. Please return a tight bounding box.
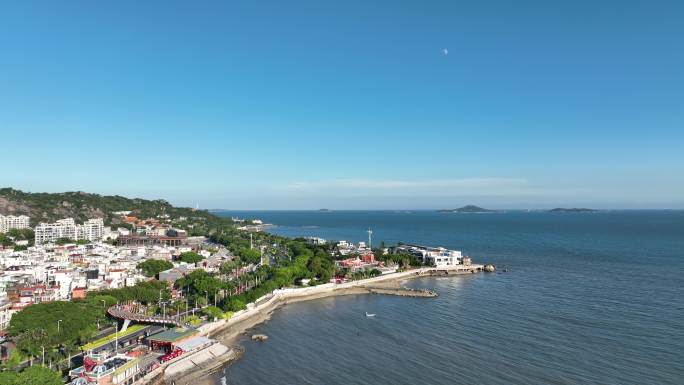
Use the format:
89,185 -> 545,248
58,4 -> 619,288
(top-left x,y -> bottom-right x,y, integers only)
209,210 -> 684,385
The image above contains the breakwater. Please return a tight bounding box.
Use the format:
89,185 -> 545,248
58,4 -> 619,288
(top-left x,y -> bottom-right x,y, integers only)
364,286 -> 437,297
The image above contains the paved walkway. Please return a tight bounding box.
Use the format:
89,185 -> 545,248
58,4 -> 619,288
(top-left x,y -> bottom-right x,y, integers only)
108,305 -> 181,326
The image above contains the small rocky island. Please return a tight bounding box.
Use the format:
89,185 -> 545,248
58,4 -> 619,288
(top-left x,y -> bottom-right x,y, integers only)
438,205 -> 498,213
549,208 -> 598,213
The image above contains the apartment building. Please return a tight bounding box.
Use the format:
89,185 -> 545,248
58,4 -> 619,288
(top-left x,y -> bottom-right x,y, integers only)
34,218 -> 104,244
0,215 -> 30,233
0,301 -> 11,331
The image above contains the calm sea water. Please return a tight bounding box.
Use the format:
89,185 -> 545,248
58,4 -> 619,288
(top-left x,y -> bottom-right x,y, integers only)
212,210 -> 684,385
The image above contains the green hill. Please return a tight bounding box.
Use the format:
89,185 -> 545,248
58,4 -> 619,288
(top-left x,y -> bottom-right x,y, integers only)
0,187 -> 218,226
438,205 -> 497,213
549,207 -> 598,213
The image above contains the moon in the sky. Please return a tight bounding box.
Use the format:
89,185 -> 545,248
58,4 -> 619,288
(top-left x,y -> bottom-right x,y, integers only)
442,48 -> 448,56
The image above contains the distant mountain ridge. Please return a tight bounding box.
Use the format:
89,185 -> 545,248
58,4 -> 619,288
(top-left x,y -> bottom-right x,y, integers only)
0,187 -> 214,226
438,205 -> 498,213
549,207 -> 598,213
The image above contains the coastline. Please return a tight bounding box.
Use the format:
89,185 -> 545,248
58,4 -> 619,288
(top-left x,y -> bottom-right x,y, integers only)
164,266 -> 483,385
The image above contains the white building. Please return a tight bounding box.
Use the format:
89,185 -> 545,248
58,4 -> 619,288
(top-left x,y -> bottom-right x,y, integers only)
0,301 -> 11,331
34,218 -> 104,244
0,214 -> 30,233
304,236 -> 327,245
81,219 -> 104,241
427,248 -> 463,267
335,240 -> 356,255
395,244 -> 464,267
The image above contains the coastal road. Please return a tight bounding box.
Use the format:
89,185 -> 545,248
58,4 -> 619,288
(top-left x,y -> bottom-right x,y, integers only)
69,324 -> 166,368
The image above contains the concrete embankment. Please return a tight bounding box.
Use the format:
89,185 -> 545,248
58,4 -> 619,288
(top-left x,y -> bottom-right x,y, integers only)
364,286 -> 437,297
164,343 -> 242,384
136,342 -> 240,385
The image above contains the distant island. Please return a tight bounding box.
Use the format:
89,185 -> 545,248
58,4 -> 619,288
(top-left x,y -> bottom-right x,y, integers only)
438,205 -> 498,213
549,208 -> 598,213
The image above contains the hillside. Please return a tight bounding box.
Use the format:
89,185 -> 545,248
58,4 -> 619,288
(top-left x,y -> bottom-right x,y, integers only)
0,187 -> 218,226
549,207 -> 598,213
438,205 -> 497,213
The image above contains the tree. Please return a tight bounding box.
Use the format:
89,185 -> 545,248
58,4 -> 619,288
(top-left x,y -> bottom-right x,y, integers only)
202,306 -> 224,320
55,238 -> 73,245
0,365 -> 62,385
137,259 -> 173,277
7,228 -> 34,241
21,366 -> 62,385
178,252 -> 204,264
226,297 -> 246,311
90,280 -> 170,304
175,270 -> 224,305
237,248 -> 261,264
0,368 -> 20,384
220,260 -> 240,275
0,234 -> 13,247
9,301 -> 102,359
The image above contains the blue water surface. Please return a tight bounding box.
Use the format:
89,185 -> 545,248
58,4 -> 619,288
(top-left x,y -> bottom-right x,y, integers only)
210,210 -> 684,385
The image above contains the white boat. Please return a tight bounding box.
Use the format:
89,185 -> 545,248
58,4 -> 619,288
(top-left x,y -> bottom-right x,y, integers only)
365,312 -> 376,317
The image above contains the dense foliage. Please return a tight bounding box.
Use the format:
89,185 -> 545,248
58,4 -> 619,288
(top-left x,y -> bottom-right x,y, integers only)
0,187 -> 224,227
236,248 -> 261,264
0,229 -> 34,248
0,366 -> 62,385
202,306 -> 224,320
6,281 -> 170,366
90,280 -> 171,304
8,296 -> 116,361
178,251 -> 204,264
137,259 -> 173,277
377,252 -> 423,268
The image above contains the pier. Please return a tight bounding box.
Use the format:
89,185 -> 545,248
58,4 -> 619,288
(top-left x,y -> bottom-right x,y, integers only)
363,286 -> 437,297
420,263 -> 486,275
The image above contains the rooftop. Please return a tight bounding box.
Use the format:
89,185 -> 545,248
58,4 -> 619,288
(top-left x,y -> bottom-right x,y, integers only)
147,327 -> 198,343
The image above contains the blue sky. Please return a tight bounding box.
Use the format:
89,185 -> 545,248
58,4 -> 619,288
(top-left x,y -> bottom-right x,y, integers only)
1,0 -> 682,209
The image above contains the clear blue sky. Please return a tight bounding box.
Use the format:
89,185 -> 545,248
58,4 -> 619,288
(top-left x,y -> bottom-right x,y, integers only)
1,0 -> 682,209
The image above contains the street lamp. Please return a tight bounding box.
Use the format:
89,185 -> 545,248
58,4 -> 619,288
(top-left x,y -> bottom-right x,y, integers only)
113,321 -> 118,354
99,300 -> 107,329
57,319 -> 63,333
41,346 -> 45,366
204,290 -> 208,307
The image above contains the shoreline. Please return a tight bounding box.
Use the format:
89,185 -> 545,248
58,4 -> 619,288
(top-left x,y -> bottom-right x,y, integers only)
164,266 -> 483,385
